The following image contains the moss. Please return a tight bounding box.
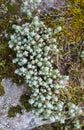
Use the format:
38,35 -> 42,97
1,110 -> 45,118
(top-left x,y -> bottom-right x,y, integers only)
32,120 -> 80,130
8,105 -> 22,117
0,83 -> 5,96
0,0 -> 8,5
40,3 -> 83,87
0,42 -> 25,85
68,85 -> 84,105
7,4 -> 19,14
51,121 -> 75,130
26,85 -> 33,92
20,94 -> 31,112
16,0 -> 22,3
0,1 -> 29,85
0,0 -> 29,85
32,124 -> 53,130
31,122 -> 72,130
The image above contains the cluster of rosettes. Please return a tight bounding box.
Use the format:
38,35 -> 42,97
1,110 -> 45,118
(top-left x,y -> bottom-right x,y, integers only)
29,87 -> 82,123
8,16 -> 61,85
8,0 -> 82,126
30,86 -> 66,123
22,0 -> 41,17
68,103 -> 82,117
8,15 -> 70,122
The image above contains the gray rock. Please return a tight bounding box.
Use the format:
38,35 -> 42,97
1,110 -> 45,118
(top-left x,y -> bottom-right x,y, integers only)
0,79 -> 49,130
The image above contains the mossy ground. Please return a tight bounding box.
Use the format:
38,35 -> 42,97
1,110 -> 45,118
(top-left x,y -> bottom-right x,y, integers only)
0,42 -> 25,85
32,120 -> 84,130
0,0 -> 26,86
8,94 -> 31,117
0,83 -> 5,96
20,94 -> 31,112
8,105 -> 22,117
40,0 -> 84,104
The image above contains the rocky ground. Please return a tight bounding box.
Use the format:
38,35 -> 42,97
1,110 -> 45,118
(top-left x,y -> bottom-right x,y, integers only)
0,79 -> 49,130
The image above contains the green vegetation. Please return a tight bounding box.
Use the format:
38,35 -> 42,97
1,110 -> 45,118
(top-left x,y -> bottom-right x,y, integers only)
0,0 -> 25,85
41,0 -> 84,103
32,124 -> 53,130
8,94 -> 31,117
20,94 -> 31,112
16,0 -> 22,3
0,83 -> 5,96
7,4 -> 19,14
0,42 -> 25,85
8,105 -> 22,117
32,119 -> 84,130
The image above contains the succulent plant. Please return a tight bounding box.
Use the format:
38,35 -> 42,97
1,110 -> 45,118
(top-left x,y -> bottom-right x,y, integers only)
8,0 -> 82,128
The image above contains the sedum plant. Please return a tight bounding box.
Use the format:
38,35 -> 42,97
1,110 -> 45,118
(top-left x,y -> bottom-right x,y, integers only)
8,0 -> 82,128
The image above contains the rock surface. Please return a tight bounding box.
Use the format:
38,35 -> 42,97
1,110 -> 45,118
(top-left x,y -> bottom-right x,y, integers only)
0,79 -> 49,130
